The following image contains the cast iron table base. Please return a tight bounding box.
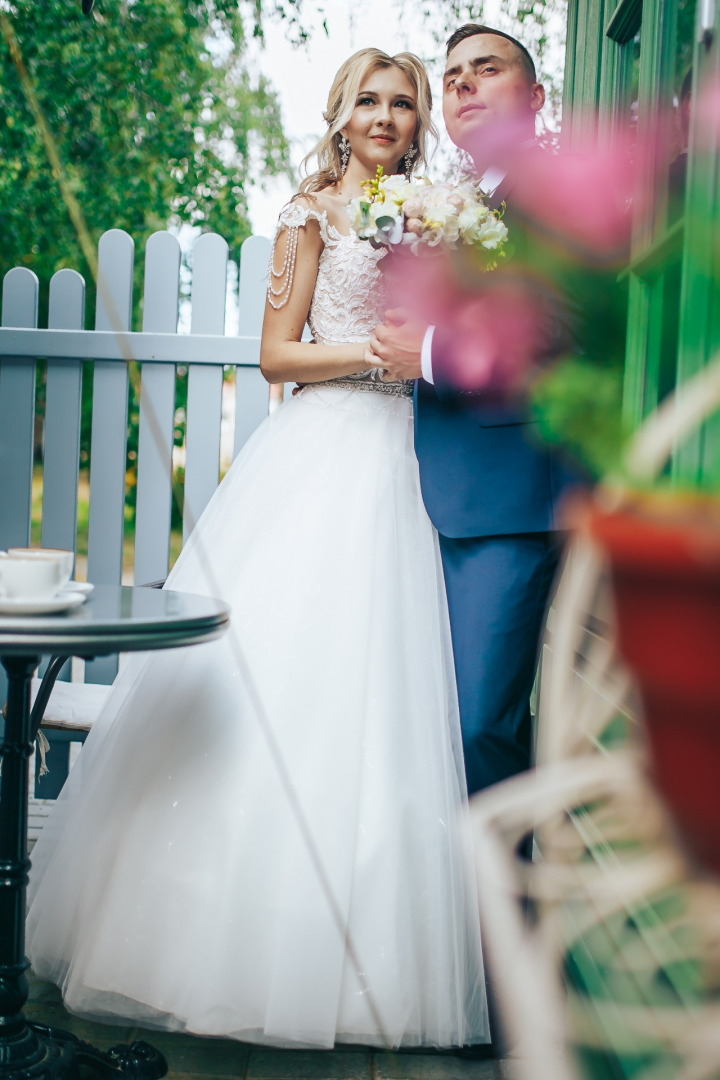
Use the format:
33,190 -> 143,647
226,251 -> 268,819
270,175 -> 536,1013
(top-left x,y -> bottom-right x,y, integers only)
1,1020 -> 167,1079
0,657 -> 167,1080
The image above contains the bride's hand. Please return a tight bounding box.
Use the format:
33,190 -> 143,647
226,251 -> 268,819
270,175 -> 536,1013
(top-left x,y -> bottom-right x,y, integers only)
368,312 -> 424,382
363,343 -> 395,384
364,343 -> 378,368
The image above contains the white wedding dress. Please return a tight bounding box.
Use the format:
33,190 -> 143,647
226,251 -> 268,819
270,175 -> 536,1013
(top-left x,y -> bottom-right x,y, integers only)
26,203 -> 490,1050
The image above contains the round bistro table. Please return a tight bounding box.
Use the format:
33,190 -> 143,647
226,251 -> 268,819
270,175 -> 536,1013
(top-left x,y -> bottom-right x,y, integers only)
0,585 -> 230,1079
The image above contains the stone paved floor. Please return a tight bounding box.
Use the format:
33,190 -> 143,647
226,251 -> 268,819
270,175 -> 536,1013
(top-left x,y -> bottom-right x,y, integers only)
26,974 -> 512,1080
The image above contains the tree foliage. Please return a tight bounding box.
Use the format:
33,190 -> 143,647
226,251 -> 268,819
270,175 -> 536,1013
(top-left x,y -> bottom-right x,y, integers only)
0,0 -> 298,494
0,0 -> 292,320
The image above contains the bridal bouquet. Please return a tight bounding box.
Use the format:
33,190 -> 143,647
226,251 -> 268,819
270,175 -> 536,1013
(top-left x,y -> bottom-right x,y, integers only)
347,166 -> 509,270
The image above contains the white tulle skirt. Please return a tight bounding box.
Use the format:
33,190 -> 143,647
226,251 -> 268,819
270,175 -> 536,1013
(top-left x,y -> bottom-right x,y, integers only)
26,384 -> 489,1049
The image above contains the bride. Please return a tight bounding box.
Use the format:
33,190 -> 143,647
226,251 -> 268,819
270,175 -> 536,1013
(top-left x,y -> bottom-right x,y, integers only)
26,47 -> 490,1051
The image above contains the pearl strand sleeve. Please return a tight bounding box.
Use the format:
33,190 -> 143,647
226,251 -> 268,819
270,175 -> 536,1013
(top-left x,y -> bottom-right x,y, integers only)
266,202 -> 328,310
267,225 -> 299,310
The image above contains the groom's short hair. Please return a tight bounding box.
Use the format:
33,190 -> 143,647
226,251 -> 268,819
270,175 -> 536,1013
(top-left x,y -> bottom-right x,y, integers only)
446,24 -> 537,84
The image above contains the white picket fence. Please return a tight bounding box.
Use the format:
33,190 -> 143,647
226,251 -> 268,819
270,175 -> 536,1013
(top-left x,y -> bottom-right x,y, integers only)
0,226 -> 273,673
0,227 -> 277,825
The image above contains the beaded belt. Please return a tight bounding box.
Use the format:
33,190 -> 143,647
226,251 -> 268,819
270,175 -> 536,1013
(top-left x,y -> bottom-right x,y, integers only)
314,377 -> 413,398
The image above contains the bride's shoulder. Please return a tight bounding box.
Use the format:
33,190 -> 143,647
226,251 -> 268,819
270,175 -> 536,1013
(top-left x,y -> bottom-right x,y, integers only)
276,186 -> 354,240
276,193 -> 331,237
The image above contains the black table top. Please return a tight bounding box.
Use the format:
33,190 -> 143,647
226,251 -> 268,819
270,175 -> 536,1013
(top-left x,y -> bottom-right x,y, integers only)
0,584 -> 230,657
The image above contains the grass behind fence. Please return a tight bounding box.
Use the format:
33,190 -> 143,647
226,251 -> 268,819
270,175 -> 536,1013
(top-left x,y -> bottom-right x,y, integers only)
31,467 -> 183,583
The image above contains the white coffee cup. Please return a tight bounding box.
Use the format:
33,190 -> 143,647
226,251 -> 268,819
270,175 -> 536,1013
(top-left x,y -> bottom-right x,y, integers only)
8,547 -> 74,580
0,548 -> 73,599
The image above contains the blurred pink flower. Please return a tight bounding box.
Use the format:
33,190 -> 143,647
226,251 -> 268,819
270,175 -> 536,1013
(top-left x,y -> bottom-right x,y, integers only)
438,287 -> 546,392
374,97 -> 720,394
384,245 -> 458,326
694,76 -> 720,147
379,128 -> 645,393
511,146 -> 634,263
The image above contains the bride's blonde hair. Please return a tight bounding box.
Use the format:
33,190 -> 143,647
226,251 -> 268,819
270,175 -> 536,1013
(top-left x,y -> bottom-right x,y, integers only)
300,48 -> 436,194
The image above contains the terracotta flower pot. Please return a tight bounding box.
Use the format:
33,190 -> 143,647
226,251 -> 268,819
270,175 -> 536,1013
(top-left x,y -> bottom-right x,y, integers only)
581,494 -> 720,875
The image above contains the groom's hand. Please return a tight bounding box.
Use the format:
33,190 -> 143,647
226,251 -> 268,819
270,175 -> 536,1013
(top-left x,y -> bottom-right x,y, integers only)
367,308 -> 424,381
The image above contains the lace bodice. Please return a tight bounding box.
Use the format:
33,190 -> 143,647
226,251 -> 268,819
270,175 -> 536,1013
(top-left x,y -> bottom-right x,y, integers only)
271,201 -> 413,397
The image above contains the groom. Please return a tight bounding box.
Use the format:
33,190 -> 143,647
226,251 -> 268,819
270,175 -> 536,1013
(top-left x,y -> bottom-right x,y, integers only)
369,24 -> 581,797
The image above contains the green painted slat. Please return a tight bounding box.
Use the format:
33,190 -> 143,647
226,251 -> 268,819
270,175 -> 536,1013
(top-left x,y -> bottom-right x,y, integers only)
564,0 -> 611,147
675,2 -> 720,483
583,0 -> 610,113
623,278 -> 651,427
562,0 -> 580,149
642,277 -> 667,416
623,0 -> 680,425
598,34 -> 621,129
606,0 -> 643,42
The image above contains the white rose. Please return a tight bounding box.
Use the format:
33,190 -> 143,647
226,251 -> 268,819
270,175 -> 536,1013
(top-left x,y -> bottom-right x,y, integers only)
422,183 -> 454,208
453,181 -> 480,203
479,218 -> 509,249
368,200 -> 400,224
423,203 -> 460,243
423,203 -> 456,228
457,205 -> 490,243
382,174 -> 414,204
424,227 -> 444,247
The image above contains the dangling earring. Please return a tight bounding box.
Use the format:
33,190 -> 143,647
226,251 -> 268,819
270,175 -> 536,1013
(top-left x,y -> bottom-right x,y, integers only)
404,145 -> 417,174
339,136 -> 350,176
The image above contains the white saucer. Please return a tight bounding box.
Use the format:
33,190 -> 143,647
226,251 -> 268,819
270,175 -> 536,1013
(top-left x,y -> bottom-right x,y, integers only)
0,591 -> 87,615
61,581 -> 94,595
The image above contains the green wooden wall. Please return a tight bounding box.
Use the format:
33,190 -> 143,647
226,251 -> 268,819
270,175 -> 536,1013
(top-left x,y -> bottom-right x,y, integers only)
563,0 -> 720,484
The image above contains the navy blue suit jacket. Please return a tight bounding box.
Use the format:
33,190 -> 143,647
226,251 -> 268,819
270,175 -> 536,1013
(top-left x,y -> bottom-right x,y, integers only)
414,379 -> 579,538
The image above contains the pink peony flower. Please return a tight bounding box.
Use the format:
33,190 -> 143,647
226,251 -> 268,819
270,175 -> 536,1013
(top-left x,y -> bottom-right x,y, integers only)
402,197 -> 424,219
